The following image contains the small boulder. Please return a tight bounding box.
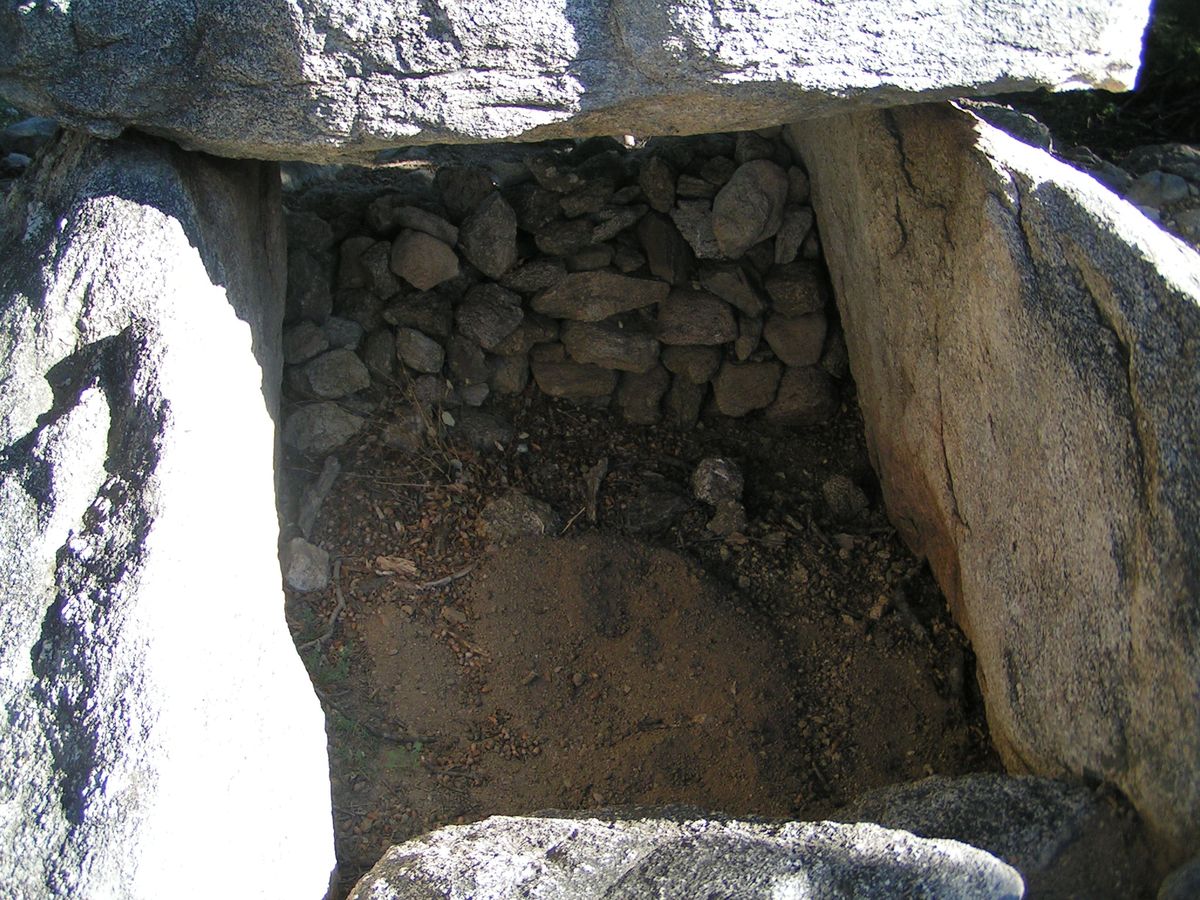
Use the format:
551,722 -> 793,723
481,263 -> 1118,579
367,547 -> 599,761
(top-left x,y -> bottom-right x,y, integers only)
301,348 -> 371,398
390,229 -> 460,291
455,283 -> 524,350
395,328 -> 445,374
657,289 -> 737,345
283,403 -> 365,456
459,192 -> 518,278
712,159 -> 789,257
480,492 -> 561,542
285,538 -> 329,593
712,360 -> 782,417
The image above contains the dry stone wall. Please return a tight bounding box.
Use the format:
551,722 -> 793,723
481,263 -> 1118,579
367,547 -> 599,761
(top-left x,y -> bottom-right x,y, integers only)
281,130 -> 850,457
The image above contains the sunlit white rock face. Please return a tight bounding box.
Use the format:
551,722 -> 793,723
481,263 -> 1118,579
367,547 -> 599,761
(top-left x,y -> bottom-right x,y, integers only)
0,132 -> 335,899
0,0 -> 1150,164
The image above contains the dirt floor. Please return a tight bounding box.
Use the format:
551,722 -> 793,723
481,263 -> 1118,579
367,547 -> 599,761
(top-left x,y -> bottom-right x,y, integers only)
281,381 -> 999,896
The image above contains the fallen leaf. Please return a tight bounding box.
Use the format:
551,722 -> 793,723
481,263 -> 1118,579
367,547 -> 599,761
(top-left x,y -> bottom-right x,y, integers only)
375,555 -> 419,578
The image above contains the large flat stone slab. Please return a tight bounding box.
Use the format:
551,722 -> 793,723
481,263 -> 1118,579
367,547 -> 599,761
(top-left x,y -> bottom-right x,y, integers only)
789,103 -> 1200,866
0,0 -> 1149,164
0,133 -> 334,896
348,813 -> 1021,898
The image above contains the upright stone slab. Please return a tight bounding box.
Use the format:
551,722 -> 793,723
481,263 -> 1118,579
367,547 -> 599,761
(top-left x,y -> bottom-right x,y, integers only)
789,104 -> 1200,865
0,133 -> 335,897
0,0 -> 1150,164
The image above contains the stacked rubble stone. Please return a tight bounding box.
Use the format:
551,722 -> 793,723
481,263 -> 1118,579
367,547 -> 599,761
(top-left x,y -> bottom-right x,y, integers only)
281,129 -> 850,454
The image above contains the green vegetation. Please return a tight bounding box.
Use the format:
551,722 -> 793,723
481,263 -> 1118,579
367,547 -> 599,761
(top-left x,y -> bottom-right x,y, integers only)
1000,0 -> 1200,158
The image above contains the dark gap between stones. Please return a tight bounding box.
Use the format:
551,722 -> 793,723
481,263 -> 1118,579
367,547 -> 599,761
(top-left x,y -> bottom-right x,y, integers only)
273,129 -> 999,895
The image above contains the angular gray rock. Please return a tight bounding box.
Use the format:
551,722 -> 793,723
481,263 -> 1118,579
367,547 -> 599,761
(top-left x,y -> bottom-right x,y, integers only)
0,2 -> 1149,164
300,348 -> 371,398
347,814 -> 1022,899
712,360 -> 782,417
693,457 -> 745,506
532,271 -> 669,322
437,166 -> 495,223
446,334 -> 490,386
712,160 -> 790,258
657,289 -> 737,345
283,320 -> 330,365
670,199 -> 721,259
823,474 -> 870,522
455,283 -> 524,350
284,402 -> 366,455
775,205 -> 815,264
561,319 -> 660,373
459,192 -> 518,279
390,229 -> 460,291
500,258 -> 568,295
285,537 -> 330,592
490,354 -> 530,395
322,315 -> 365,349
842,774 -> 1153,900
790,103 -> 1200,861
362,328 -> 397,378
0,132 -> 333,898
383,291 -> 454,338
395,328 -> 445,374
366,198 -> 459,244
492,313 -> 560,356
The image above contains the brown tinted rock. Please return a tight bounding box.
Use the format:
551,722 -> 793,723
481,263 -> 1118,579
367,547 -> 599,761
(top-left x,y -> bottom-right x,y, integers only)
455,283 -> 523,350
662,345 -> 722,384
657,289 -> 737,346
701,155 -> 737,186
735,313 -> 764,360
736,131 -> 777,164
561,319 -> 660,373
764,365 -> 838,424
763,312 -> 827,366
637,212 -> 693,285
712,159 -> 789,257
677,174 -> 717,199
492,313 -> 560,356
390,229 -> 460,291
712,360 -> 782,417
793,106 -> 1200,857
775,206 -> 815,265
567,244 -> 615,272
639,156 -> 676,213
500,258 -> 568,294
613,242 -> 647,273
460,192 -> 518,278
382,292 -> 454,338
670,200 -> 721,259
765,261 -> 829,316
591,204 -> 647,242
617,364 -> 671,424
787,166 -> 812,204
664,375 -> 706,428
437,166 -> 494,223
284,402 -> 365,456
698,261 -> 766,316
531,357 -> 618,399
532,271 -> 669,322
395,327 -> 445,374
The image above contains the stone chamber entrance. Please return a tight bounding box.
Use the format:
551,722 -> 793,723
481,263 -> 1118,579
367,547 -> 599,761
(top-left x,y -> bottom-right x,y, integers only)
275,130 -> 1039,894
